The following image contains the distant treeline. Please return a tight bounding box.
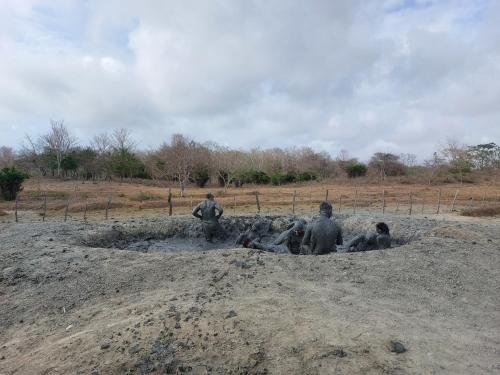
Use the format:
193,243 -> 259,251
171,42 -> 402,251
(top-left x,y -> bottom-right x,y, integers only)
1,120 -> 499,195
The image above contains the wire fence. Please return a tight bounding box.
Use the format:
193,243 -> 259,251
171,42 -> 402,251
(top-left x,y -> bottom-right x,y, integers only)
3,185 -> 500,223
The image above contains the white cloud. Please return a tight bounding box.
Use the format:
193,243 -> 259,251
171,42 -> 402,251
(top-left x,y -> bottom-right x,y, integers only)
0,0 -> 498,160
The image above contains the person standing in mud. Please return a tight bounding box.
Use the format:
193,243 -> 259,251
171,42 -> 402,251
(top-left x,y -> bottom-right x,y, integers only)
192,193 -> 225,242
301,201 -> 343,255
345,222 -> 391,252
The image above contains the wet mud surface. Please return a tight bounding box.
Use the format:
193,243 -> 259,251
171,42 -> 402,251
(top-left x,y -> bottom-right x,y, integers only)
81,214 -> 413,254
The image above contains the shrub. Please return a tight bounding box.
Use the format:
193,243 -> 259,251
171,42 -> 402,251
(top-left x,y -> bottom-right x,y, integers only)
461,205 -> 500,217
297,171 -> 317,182
193,166 -> 210,188
271,171 -> 286,186
345,163 -> 368,178
0,167 -> 29,201
238,170 -> 270,184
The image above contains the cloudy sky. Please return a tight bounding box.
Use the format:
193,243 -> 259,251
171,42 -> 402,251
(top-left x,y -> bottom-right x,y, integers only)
0,0 -> 499,161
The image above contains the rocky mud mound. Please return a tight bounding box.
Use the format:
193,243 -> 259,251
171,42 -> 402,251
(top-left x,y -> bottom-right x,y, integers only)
1,213 -> 499,374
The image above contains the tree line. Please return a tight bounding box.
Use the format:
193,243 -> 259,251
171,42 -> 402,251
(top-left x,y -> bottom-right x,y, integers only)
0,121 -> 499,199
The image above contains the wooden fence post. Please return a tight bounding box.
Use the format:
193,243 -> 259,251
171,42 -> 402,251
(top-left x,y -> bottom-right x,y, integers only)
409,192 -> 413,215
292,190 -> 296,214
451,189 -> 459,212
168,188 -> 173,216
436,189 -> 441,214
14,194 -> 19,223
325,189 -> 329,202
396,199 -> 400,213
353,189 -> 358,214
481,192 -> 486,207
382,190 -> 386,214
105,194 -> 112,220
43,193 -> 47,222
64,198 -> 70,222
469,196 -> 474,208
338,195 -> 342,213
421,197 -> 425,214
83,197 -> 88,222
255,191 -> 260,213
309,189 -> 313,214
233,195 -> 236,215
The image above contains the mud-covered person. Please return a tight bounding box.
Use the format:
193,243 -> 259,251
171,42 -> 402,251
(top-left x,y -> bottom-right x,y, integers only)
235,219 -> 272,248
301,201 -> 343,255
345,222 -> 391,252
192,193 -> 225,242
251,219 -> 307,254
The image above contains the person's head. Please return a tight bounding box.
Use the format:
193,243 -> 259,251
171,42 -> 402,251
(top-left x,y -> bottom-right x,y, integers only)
319,201 -> 333,217
376,222 -> 389,235
206,193 -> 214,200
292,219 -> 307,236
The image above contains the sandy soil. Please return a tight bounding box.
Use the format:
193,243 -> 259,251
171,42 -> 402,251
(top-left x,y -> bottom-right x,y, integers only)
0,212 -> 499,374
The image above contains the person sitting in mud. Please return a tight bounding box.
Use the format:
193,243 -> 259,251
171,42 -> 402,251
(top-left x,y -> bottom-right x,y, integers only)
301,201 -> 343,255
235,218 -> 272,248
345,222 -> 391,252
192,193 -> 226,242
250,219 -> 307,254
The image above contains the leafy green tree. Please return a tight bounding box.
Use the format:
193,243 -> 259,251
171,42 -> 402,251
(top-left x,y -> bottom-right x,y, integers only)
271,170 -> 287,185
0,167 -> 29,201
345,163 -> 368,178
61,153 -> 78,176
111,149 -> 143,180
467,143 -> 500,170
193,165 -> 210,188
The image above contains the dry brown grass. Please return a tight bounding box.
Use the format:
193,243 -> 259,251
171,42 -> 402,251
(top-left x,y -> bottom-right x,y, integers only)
1,177 -> 499,219
461,205 -> 500,217
0,209 -> 8,216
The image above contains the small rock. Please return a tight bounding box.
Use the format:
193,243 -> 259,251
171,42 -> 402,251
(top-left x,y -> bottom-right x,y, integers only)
389,340 -> 406,354
225,310 -> 238,319
100,341 -> 111,350
333,348 -> 346,358
175,322 -> 181,329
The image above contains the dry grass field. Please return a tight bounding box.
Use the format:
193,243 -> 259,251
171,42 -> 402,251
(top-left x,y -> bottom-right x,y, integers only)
1,177 -> 499,220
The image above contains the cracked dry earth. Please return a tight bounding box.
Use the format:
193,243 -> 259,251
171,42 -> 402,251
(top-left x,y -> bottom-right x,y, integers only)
0,213 -> 499,375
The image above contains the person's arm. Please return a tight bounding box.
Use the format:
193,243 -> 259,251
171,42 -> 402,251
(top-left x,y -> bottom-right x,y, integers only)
192,203 -> 202,219
300,225 -> 312,254
273,229 -> 290,245
336,225 -> 343,246
215,203 -> 223,219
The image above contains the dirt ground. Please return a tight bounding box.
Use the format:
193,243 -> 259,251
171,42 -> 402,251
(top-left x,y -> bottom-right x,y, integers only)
0,211 -> 499,374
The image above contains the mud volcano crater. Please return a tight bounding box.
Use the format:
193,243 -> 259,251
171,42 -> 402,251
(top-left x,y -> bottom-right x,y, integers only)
81,214 -> 421,254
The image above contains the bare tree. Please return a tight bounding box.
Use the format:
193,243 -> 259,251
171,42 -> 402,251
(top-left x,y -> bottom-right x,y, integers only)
111,128 -> 135,152
369,152 -> 405,181
91,132 -> 113,180
424,152 -> 446,185
152,134 -> 196,196
441,140 -> 471,184
0,146 -> 15,168
40,120 -> 77,177
211,145 -> 244,191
